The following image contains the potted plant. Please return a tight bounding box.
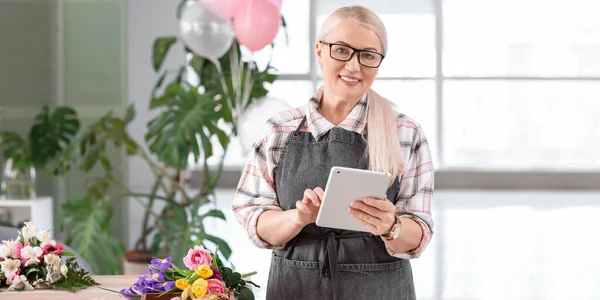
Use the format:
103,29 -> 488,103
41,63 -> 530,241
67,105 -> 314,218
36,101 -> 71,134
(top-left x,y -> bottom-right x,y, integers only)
58,0 -> 284,275
0,106 -> 81,199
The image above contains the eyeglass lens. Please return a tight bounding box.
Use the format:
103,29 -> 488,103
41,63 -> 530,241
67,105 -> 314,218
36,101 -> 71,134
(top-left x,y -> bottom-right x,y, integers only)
329,44 -> 382,67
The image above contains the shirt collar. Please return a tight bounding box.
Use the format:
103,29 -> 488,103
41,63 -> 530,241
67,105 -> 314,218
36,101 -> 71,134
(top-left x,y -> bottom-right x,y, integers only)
305,86 -> 369,141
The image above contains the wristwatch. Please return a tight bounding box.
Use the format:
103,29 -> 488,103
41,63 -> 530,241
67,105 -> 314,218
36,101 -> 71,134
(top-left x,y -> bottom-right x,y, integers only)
381,215 -> 402,241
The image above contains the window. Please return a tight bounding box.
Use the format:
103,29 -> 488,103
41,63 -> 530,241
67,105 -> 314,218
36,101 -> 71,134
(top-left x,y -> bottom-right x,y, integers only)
197,0 -> 600,173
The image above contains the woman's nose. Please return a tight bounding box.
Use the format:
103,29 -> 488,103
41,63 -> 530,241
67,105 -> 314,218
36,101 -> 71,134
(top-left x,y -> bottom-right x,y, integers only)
344,54 -> 361,72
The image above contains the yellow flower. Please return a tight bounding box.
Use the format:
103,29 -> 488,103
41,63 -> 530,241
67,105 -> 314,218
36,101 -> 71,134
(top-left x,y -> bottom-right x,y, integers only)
194,265 -> 214,279
191,278 -> 208,298
176,278 -> 190,290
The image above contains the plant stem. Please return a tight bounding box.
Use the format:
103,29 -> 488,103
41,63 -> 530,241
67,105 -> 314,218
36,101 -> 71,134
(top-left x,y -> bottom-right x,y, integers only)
240,272 -> 257,278
135,175 -> 163,251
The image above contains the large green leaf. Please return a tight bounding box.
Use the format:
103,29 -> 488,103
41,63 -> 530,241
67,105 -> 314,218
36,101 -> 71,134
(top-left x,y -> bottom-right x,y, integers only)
150,203 -> 190,265
29,106 -> 80,171
0,131 -> 30,169
60,196 -> 125,275
145,83 -> 222,169
152,37 -> 177,72
74,112 -> 139,173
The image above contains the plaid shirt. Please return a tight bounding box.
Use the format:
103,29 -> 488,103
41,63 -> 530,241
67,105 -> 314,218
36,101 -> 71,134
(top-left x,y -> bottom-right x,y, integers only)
232,88 -> 435,259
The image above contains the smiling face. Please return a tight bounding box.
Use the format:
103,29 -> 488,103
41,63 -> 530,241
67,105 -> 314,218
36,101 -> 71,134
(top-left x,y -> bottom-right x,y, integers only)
316,19 -> 384,103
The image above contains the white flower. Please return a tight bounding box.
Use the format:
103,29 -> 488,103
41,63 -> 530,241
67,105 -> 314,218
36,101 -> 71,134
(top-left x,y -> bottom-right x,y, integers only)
32,279 -> 51,289
0,240 -> 19,258
44,254 -> 60,267
7,275 -> 35,291
36,230 -> 56,247
46,267 -> 62,284
60,264 -> 68,277
21,222 -> 38,242
20,245 -> 43,260
0,258 -> 21,277
25,257 -> 41,266
0,244 -> 11,258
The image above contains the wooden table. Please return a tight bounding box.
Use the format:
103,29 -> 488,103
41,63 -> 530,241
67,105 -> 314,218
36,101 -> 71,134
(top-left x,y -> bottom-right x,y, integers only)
1,275 -> 139,299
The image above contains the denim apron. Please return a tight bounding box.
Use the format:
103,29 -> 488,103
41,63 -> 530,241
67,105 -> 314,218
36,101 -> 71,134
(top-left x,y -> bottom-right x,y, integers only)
267,115 -> 417,300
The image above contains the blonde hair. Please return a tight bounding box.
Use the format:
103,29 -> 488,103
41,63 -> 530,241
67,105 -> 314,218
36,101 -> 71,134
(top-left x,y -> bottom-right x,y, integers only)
318,6 -> 406,181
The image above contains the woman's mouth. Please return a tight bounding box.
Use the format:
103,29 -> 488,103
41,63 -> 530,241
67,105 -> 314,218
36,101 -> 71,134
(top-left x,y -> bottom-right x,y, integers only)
339,75 -> 361,86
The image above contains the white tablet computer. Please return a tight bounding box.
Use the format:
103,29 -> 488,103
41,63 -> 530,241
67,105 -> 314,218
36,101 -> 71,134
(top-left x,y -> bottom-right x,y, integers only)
315,166 -> 392,232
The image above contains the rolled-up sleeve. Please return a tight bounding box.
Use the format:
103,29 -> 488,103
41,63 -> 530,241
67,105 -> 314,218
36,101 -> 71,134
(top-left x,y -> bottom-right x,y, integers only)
232,128 -> 284,249
387,123 -> 435,259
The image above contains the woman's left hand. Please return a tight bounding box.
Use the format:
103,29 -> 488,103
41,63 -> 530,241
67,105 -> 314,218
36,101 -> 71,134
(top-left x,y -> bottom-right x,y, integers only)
348,197 -> 396,236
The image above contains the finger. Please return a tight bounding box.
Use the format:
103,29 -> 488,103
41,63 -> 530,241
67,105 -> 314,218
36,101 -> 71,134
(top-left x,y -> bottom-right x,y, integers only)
296,200 -> 312,215
363,197 -> 396,213
351,213 -> 376,233
313,187 -> 325,200
350,201 -> 384,221
303,189 -> 321,207
348,206 -> 380,226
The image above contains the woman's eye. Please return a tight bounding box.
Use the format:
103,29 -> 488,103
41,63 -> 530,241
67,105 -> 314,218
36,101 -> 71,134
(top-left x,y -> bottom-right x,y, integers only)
336,47 -> 349,54
362,53 -> 375,60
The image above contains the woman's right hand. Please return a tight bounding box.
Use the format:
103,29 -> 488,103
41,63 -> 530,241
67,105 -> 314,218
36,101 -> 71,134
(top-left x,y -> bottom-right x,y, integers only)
295,187 -> 324,227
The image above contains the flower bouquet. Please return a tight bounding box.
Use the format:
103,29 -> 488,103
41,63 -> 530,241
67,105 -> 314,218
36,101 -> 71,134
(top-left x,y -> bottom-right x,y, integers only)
119,245 -> 258,300
0,222 -> 99,292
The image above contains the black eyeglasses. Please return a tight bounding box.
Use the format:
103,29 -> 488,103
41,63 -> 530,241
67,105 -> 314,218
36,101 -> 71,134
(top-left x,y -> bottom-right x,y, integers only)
320,41 -> 385,68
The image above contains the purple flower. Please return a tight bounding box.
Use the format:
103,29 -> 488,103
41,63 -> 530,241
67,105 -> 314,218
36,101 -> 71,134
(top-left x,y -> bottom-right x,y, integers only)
119,287 -> 139,299
151,257 -> 173,270
150,270 -> 165,282
133,275 -> 164,293
163,281 -> 175,291
212,268 -> 222,280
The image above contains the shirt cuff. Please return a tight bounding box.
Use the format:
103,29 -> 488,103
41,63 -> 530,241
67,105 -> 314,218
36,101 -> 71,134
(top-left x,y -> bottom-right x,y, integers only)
246,205 -> 285,250
385,213 -> 433,259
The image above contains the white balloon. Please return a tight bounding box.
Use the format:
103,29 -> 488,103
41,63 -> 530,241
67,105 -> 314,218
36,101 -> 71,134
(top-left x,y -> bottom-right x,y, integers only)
238,97 -> 291,156
179,0 -> 234,60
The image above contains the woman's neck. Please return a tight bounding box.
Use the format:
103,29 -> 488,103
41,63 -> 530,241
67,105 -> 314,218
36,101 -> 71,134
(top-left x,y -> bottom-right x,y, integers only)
319,92 -> 361,126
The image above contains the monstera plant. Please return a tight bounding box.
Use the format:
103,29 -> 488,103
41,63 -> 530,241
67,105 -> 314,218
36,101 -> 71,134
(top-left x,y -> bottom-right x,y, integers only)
58,17 -> 282,277
0,106 -> 80,198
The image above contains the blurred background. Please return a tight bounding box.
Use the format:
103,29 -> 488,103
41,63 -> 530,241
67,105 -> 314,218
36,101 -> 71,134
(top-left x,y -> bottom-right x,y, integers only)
1,0 -> 599,299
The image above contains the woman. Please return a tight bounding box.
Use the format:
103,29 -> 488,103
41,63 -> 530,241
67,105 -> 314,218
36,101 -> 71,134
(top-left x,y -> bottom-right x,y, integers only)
232,6 -> 434,300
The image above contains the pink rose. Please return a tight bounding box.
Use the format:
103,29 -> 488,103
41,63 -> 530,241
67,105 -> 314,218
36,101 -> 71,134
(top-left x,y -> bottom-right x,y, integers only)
207,279 -> 225,294
183,246 -> 212,269
13,242 -> 28,259
6,274 -> 17,285
42,243 -> 64,256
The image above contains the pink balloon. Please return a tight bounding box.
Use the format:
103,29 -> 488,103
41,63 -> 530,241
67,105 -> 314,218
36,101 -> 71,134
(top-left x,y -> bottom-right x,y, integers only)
233,0 -> 281,52
203,0 -> 243,20
268,0 -> 282,9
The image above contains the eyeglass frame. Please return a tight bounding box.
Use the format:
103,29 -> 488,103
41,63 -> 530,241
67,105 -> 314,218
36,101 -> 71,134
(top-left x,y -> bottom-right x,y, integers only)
319,40 -> 385,68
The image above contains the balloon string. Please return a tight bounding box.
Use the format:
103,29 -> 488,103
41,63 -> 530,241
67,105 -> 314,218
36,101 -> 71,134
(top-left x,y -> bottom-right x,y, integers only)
229,41 -> 242,123
241,58 -> 255,113
212,59 -> 235,126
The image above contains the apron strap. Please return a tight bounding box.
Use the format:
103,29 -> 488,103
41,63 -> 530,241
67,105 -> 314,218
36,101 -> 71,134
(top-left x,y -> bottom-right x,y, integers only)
293,116 -> 308,137
298,231 -> 374,300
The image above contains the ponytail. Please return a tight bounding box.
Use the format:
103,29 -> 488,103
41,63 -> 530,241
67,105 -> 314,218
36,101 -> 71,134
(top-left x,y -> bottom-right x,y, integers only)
366,89 -> 405,183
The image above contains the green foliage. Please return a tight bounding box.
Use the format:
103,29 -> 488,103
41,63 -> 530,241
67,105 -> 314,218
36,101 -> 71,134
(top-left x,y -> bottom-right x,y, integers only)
57,1 -> 287,280
146,84 -> 227,170
214,255 -> 259,300
60,195 -> 125,275
51,257 -> 101,293
0,105 -> 80,173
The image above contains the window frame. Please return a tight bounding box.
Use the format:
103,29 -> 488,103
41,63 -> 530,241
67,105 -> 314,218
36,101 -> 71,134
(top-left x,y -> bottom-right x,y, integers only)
190,0 -> 600,191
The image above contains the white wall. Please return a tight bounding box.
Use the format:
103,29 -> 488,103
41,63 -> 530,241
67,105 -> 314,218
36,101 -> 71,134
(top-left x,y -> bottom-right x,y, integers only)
126,0 -> 185,249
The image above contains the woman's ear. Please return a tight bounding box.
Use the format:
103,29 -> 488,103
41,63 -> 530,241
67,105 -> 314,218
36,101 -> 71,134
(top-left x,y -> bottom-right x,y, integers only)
315,42 -> 324,68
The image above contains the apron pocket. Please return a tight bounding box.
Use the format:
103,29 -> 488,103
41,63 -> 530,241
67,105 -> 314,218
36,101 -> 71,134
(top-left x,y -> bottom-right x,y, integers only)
338,258 -> 405,271
267,252 -> 330,300
271,251 -> 322,269
336,259 -> 416,300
